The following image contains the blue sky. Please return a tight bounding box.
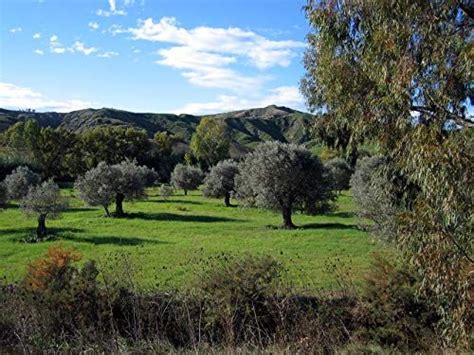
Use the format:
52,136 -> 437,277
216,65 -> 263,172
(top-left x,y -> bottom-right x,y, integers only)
0,0 -> 310,114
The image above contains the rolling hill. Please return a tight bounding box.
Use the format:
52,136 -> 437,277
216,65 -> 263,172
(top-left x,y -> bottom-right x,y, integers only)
0,105 -> 316,154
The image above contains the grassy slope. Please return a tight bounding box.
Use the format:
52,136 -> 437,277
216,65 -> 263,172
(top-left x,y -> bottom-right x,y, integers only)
0,188 -> 376,291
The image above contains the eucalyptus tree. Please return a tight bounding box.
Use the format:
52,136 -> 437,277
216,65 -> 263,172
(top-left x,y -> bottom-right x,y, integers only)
302,0 -> 473,345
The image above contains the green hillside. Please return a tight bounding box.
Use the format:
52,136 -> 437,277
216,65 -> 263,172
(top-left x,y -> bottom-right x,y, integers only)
0,105 -> 316,153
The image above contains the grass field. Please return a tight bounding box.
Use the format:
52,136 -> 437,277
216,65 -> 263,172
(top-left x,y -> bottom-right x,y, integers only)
0,188 -> 377,291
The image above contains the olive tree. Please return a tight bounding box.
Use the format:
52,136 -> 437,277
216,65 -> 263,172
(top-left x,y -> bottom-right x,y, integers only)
324,158 -> 352,194
20,180 -> 68,241
74,162 -> 116,217
235,141 -> 329,229
4,166 -> 41,200
75,160 -> 154,217
203,159 -> 239,207
350,156 -> 398,242
170,164 -> 204,195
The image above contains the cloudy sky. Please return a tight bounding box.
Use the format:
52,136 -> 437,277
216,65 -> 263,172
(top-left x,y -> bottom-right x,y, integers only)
0,0 -> 310,114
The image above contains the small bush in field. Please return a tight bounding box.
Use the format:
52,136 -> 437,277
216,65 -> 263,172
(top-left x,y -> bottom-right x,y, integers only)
4,165 -> 41,200
196,254 -> 283,342
158,183 -> 175,200
24,244 -> 82,292
358,252 -> 439,351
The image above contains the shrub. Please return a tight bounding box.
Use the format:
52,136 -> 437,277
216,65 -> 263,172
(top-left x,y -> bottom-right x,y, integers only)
170,163 -> 204,195
357,253 -> 439,351
158,183 -> 175,200
196,254 -> 283,344
20,180 -> 68,241
324,157 -> 352,193
4,165 -> 41,200
203,159 -> 239,207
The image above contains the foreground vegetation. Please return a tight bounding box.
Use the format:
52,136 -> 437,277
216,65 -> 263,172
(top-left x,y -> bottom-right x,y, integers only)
0,188 -> 373,290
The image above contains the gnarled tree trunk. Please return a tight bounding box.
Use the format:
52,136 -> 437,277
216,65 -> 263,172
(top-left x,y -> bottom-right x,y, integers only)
281,205 -> 295,229
115,193 -> 125,217
36,214 -> 47,240
224,191 -> 231,207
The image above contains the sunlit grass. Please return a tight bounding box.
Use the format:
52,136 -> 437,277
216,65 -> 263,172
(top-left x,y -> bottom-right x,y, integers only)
0,188 -> 377,291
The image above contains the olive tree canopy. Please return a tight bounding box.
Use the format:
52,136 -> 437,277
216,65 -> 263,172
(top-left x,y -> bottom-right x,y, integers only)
21,180 -> 68,240
235,141 -> 330,229
4,166 -> 41,200
75,160 -> 155,217
170,164 -> 204,195
203,159 -> 239,207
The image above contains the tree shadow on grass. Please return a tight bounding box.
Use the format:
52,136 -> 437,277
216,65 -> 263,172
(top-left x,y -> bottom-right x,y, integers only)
63,235 -> 169,246
0,227 -> 85,242
125,212 -> 243,223
65,207 -> 97,213
153,199 -> 203,205
299,222 -> 358,230
328,212 -> 355,219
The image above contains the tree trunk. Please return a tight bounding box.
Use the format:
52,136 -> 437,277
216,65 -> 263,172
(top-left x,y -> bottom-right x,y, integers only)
104,205 -> 111,217
224,192 -> 231,207
184,189 -> 188,196
36,214 -> 47,240
281,206 -> 295,229
115,193 -> 125,217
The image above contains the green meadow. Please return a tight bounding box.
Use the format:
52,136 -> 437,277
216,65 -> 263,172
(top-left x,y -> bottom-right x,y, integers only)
0,188 -> 376,291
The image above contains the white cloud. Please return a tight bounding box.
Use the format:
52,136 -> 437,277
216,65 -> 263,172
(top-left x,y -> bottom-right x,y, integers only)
34,49 -> 44,55
33,32 -> 41,39
98,51 -> 119,58
129,17 -> 305,69
9,27 -> 22,33
0,82 -> 94,112
48,36 -> 99,56
132,48 -> 141,53
71,41 -> 98,55
89,22 -> 100,31
127,17 -> 305,92
96,0 -> 128,16
105,24 -> 127,36
172,85 -> 305,115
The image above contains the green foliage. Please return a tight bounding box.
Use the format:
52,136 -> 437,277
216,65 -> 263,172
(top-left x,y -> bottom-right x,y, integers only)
190,118 -> 230,167
324,158 -> 352,193
302,0 -> 473,345
79,126 -> 151,171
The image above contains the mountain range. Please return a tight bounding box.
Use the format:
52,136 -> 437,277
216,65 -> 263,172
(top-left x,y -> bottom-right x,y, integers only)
0,105 -> 316,154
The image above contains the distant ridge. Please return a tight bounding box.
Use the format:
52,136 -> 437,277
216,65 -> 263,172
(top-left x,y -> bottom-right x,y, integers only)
0,105 -> 315,155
